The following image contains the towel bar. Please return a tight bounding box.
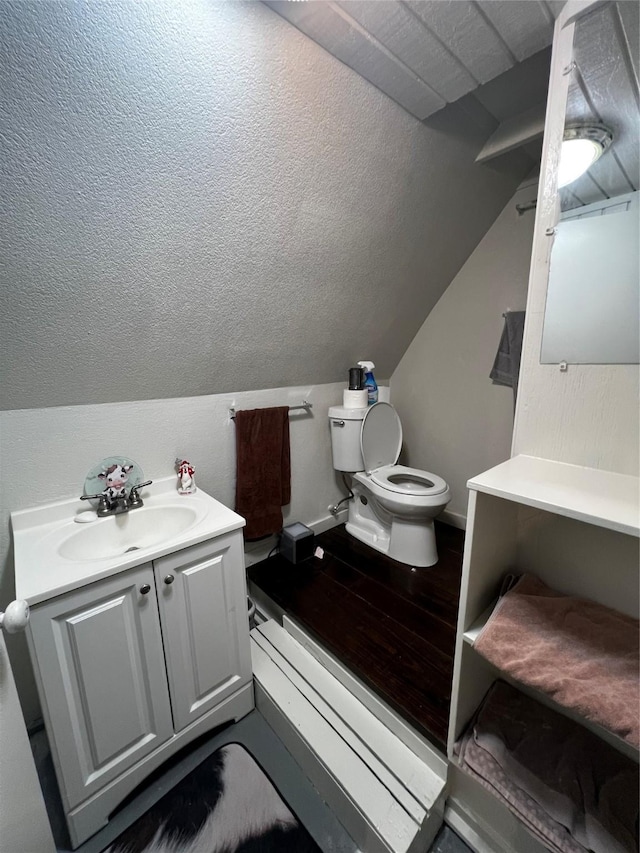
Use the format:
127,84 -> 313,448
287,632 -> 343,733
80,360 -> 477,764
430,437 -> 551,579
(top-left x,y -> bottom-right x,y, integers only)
229,400 -> 313,420
515,199 -> 537,215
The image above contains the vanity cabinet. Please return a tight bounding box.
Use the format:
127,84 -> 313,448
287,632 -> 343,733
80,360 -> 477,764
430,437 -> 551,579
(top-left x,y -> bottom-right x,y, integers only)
153,534 -> 252,732
29,563 -> 174,810
27,529 -> 253,848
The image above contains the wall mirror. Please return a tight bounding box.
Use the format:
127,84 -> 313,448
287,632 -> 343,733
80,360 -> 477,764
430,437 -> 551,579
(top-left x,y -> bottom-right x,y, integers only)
541,2 -> 639,365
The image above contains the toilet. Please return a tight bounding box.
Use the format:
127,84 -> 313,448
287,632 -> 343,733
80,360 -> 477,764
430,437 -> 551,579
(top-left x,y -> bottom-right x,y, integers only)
328,402 -> 451,567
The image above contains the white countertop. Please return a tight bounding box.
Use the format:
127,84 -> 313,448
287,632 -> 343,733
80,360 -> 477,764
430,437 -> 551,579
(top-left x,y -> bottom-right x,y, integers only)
12,478 -> 245,606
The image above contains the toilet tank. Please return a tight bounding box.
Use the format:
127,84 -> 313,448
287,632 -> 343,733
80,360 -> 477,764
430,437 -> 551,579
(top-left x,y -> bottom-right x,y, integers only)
328,406 -> 367,472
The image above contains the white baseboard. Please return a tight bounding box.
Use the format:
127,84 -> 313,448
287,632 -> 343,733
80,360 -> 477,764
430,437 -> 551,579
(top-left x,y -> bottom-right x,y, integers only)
243,536 -> 279,568
244,505 -> 461,568
243,510 -> 347,568
309,507 -> 349,533
439,509 -> 466,530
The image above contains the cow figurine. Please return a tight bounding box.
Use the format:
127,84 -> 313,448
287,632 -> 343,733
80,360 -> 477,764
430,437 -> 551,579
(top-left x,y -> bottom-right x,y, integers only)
176,459 -> 196,495
98,463 -> 134,505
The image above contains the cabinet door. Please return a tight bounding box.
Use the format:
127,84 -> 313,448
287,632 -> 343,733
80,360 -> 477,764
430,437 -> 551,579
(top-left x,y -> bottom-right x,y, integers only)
28,564 -> 173,810
154,532 -> 252,732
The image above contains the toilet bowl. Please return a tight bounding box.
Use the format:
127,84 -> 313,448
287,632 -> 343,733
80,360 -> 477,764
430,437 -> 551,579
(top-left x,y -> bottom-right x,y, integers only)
328,402 -> 450,567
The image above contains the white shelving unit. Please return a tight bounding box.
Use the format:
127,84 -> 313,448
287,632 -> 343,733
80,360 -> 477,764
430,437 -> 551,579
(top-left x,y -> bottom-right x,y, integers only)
446,454 -> 639,853
464,454 -> 639,536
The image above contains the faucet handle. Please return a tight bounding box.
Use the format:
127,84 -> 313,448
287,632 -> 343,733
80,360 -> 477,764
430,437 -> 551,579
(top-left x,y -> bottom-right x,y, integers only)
130,480 -> 152,495
129,480 -> 152,506
80,493 -> 111,515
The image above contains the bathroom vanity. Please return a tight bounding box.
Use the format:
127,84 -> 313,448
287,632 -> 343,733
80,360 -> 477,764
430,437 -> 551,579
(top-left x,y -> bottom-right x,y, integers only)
12,481 -> 254,848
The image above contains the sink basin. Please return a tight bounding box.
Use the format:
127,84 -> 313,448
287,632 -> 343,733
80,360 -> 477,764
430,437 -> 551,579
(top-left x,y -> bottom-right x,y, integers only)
12,478 -> 247,606
58,504 -> 199,561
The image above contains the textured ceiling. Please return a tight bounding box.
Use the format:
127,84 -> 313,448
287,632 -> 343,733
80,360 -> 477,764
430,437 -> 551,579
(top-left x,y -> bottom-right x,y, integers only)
1,1 -> 531,411
265,1 -> 560,120
561,1 -> 639,210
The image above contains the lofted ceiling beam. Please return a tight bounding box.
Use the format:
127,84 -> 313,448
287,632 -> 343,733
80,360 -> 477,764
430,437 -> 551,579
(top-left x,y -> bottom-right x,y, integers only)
475,102 -> 546,162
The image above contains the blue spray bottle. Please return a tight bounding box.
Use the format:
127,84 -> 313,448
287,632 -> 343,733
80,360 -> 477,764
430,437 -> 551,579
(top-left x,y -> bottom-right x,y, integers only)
358,361 -> 378,405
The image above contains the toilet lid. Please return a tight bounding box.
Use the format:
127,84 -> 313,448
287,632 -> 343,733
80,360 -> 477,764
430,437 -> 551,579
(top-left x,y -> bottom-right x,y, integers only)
360,403 -> 402,473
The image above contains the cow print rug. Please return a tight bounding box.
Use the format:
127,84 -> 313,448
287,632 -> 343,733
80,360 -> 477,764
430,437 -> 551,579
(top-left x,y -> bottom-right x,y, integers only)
102,744 -> 321,853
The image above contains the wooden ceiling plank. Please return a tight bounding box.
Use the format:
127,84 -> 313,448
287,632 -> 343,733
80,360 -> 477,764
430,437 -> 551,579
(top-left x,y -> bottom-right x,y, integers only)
404,0 -> 514,84
568,171 -> 608,205
560,188 -> 586,210
264,1 -> 446,119
564,72 -> 598,124
616,0 -> 640,88
560,46 -> 634,203
587,155 -> 636,198
335,1 -> 476,103
574,3 -> 640,189
479,1 -> 554,62
560,186 -> 588,209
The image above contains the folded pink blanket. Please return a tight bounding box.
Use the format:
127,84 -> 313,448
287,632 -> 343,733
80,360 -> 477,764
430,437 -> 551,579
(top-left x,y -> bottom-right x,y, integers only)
456,681 -> 639,853
458,728 -> 587,853
474,574 -> 639,748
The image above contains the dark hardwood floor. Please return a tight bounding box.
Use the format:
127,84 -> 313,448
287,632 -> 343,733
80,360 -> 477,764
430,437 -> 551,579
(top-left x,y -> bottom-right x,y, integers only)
248,522 -> 464,753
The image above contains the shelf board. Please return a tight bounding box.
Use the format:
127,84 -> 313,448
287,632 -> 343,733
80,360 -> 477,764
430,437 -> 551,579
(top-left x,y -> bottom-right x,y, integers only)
467,455 -> 639,537
461,647 -> 638,763
463,604 -> 495,646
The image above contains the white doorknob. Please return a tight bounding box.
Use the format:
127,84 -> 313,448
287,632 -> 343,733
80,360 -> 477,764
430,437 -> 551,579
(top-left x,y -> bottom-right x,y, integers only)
0,600 -> 30,633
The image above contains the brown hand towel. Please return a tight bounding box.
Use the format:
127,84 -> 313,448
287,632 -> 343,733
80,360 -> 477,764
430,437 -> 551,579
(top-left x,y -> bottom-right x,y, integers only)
235,406 -> 291,540
474,573 -> 640,748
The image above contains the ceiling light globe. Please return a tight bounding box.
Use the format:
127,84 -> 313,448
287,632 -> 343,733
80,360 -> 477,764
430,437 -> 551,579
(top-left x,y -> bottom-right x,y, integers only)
557,123 -> 614,189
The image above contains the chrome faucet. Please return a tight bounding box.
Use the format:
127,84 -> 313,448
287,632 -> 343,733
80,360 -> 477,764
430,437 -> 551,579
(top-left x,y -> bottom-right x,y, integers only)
80,481 -> 153,517
128,481 -> 152,509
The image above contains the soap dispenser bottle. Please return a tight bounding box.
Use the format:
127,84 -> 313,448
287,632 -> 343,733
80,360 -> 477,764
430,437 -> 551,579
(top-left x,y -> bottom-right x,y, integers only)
357,361 -> 378,405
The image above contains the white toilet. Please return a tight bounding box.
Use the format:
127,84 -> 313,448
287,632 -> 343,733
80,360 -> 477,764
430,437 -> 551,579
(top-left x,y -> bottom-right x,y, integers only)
328,402 -> 451,567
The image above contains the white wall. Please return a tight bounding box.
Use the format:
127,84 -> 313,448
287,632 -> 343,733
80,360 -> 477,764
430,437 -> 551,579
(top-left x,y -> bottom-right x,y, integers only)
1,381 -> 352,725
390,179 -> 537,523
513,14 -> 640,476
0,0 -> 526,411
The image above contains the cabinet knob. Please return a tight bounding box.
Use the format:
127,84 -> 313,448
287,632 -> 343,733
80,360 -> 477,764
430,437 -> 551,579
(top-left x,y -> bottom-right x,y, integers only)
164,575 -> 174,585
139,584 -> 151,595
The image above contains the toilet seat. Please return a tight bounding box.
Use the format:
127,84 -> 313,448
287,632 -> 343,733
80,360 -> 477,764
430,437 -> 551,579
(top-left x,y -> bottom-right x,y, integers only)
370,465 -> 448,496
360,404 -> 445,497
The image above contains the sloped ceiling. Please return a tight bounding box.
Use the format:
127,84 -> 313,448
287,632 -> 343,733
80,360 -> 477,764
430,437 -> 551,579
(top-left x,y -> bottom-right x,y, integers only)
561,1 -> 639,209
1,0 -> 533,411
265,0 -> 560,119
